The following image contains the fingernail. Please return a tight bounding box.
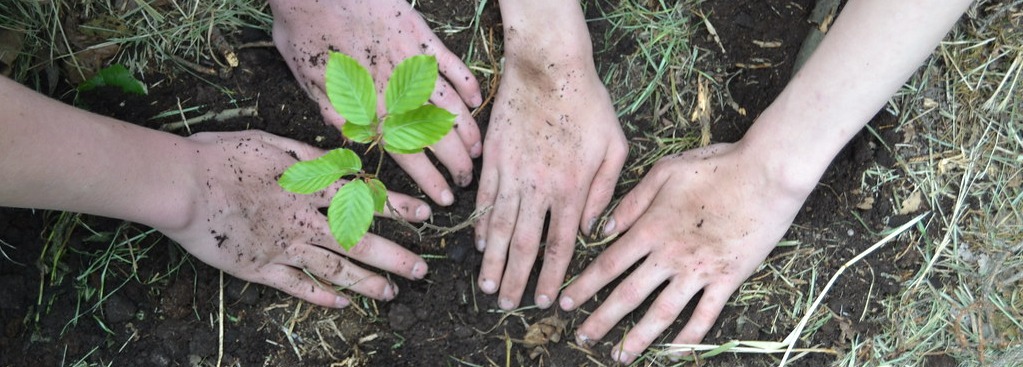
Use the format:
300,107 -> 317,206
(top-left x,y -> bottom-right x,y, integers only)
412,261 -> 428,280
559,296 -> 575,310
440,190 -> 454,206
335,296 -> 350,308
586,217 -> 596,235
498,297 -> 514,310
472,94 -> 483,108
415,205 -> 431,220
535,294 -> 551,309
575,333 -> 592,347
470,142 -> 482,158
612,348 -> 636,364
383,284 -> 397,300
476,238 -> 486,251
457,173 -> 472,188
602,218 -> 617,235
480,279 -> 497,294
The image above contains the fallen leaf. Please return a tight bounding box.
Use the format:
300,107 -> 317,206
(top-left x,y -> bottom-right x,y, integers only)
898,191 -> 923,215
522,315 -> 566,348
856,197 -> 875,210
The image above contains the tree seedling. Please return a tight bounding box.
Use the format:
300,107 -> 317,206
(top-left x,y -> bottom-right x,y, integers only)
277,52 -> 454,250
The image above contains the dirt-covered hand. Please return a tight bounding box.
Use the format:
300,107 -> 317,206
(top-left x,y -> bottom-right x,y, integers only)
269,0 -> 482,206
159,131 -> 432,308
475,53 -> 628,311
558,142 -> 811,363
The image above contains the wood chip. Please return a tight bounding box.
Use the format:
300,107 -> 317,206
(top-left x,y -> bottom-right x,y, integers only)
752,40 -> 782,48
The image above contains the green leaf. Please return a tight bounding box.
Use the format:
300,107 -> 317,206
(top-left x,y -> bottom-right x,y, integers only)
328,180 -> 375,250
385,55 -> 438,115
366,178 -> 388,213
381,105 -> 455,154
341,120 -> 378,143
278,149 -> 362,194
325,52 -> 376,126
78,64 -> 148,95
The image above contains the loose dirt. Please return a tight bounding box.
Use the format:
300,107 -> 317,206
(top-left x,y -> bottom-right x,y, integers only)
1,1 -> 930,366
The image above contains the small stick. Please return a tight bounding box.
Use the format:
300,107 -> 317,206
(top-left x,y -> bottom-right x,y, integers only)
217,270 -> 224,367
160,106 -> 258,131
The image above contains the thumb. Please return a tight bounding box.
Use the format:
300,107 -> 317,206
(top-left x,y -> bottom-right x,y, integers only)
604,162 -> 670,235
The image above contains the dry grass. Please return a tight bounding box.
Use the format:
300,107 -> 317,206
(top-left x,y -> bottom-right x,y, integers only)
0,0 -> 271,87
859,1 -> 1023,365
4,0 -> 1019,366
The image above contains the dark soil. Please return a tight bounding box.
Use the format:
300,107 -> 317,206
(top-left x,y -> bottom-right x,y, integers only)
2,1 -> 931,366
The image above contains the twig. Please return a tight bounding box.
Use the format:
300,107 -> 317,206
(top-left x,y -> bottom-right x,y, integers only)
159,106 -> 258,131
217,270 -> 224,367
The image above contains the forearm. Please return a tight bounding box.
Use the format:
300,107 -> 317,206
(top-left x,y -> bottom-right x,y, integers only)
745,0 -> 971,193
0,77 -> 198,230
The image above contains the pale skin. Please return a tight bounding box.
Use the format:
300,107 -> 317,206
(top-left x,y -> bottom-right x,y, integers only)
269,0 -> 484,206
0,0 -> 974,362
474,0 -> 629,310
0,76 -> 432,308
553,0 -> 974,363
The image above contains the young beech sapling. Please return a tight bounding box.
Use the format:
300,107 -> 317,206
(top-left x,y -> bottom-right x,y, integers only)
278,52 -> 454,250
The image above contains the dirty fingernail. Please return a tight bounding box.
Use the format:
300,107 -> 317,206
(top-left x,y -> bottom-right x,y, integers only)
586,217 -> 596,235
480,279 -> 497,294
470,142 -> 482,158
440,190 -> 455,206
535,295 -> 551,309
335,296 -> 350,308
575,333 -> 592,347
602,218 -> 617,235
498,297 -> 514,310
559,296 -> 575,311
412,261 -> 428,280
476,238 -> 486,251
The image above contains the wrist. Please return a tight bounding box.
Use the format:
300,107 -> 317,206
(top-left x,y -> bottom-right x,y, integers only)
500,1 -> 593,63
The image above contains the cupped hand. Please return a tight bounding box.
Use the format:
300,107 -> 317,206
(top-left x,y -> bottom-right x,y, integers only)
475,55 -> 629,310
270,0 -> 482,206
558,142 -> 810,363
160,130 -> 432,308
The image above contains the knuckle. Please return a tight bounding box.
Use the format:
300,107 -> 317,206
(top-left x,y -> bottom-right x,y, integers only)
616,284 -> 644,305
345,239 -> 372,258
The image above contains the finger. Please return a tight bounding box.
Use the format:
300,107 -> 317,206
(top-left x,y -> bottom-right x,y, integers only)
613,281 -> 702,364
309,85 -> 347,130
339,233 -> 429,280
474,152 -> 500,252
534,196 -> 585,309
432,81 -> 482,158
580,139 -> 628,235
559,229 -> 652,311
573,261 -> 672,346
602,163 -> 670,235
260,265 -> 350,308
256,132 -> 328,161
309,180 -> 426,221
302,215 -> 427,280
428,131 -> 475,188
285,244 -> 399,301
380,190 -> 432,222
670,285 -> 733,349
477,185 -> 520,295
433,43 -> 483,107
496,197 -> 547,310
390,152 -> 455,206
